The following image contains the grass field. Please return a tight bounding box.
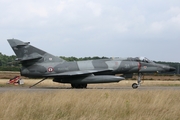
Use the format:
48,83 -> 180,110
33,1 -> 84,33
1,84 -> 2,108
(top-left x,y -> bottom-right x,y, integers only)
0,90 -> 180,120
0,72 -> 180,120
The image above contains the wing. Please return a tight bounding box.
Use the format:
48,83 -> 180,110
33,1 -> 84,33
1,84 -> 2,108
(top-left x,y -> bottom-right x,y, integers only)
43,69 -> 113,77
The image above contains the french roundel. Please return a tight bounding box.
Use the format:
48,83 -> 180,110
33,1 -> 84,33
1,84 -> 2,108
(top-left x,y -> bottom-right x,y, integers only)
48,67 -> 54,72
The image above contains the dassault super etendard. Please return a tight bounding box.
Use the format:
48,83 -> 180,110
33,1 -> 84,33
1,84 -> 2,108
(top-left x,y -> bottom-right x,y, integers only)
7,39 -> 175,89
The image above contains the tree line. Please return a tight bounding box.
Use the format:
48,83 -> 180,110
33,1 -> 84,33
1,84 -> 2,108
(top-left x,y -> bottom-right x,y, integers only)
0,53 -> 109,71
0,53 -> 179,74
0,53 -> 20,71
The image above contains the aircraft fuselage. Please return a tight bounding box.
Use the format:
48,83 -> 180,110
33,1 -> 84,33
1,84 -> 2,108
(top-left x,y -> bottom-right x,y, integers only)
20,58 -> 174,78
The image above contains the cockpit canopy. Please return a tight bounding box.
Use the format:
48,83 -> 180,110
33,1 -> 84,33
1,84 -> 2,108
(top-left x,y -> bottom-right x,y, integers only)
138,57 -> 153,63
126,57 -> 154,63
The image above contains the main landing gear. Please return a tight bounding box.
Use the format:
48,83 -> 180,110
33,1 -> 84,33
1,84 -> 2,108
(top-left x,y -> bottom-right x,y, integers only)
132,73 -> 142,89
71,84 -> 87,89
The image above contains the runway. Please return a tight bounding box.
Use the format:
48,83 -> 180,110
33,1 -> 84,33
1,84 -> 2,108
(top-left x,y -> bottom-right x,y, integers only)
0,86 -> 180,92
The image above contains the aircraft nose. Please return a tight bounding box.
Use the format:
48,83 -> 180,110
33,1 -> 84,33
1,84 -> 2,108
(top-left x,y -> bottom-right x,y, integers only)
169,66 -> 176,72
157,64 -> 176,72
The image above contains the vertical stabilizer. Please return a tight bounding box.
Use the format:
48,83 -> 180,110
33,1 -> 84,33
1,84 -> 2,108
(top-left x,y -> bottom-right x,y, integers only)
7,39 -> 65,65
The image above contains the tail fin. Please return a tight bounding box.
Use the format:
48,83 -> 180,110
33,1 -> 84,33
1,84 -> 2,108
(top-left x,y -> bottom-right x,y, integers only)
7,39 -> 65,65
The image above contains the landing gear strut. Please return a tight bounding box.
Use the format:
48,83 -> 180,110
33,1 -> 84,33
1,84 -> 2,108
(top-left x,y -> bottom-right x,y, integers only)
132,73 -> 142,89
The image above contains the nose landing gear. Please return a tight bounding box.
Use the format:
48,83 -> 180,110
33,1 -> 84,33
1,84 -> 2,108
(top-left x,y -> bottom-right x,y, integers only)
132,73 -> 142,89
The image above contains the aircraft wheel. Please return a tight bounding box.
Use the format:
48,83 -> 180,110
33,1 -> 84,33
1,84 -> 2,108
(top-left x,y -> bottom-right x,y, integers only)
79,84 -> 87,88
71,84 -> 87,89
132,83 -> 138,89
71,84 -> 76,88
71,84 -> 80,88
82,84 -> 87,88
84,84 -> 87,88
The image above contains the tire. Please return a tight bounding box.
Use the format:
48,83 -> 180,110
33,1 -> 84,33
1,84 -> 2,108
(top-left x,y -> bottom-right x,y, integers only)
71,84 -> 87,89
132,83 -> 138,89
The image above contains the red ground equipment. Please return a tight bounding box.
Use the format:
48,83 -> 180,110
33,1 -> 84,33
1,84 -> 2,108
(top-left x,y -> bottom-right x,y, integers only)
8,76 -> 21,85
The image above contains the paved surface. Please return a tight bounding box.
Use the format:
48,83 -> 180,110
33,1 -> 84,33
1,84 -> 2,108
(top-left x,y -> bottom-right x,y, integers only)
0,86 -> 180,92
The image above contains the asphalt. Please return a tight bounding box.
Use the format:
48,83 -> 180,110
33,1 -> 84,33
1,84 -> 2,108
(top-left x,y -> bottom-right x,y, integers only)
0,86 -> 180,92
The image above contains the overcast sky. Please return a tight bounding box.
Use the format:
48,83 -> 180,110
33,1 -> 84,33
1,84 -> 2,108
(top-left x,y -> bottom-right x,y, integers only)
0,0 -> 180,62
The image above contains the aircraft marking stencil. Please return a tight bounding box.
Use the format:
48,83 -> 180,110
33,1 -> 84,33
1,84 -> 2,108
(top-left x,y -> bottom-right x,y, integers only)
48,67 -> 54,72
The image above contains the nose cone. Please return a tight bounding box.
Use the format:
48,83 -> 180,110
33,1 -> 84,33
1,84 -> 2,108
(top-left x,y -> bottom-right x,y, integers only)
157,64 -> 176,72
169,67 -> 176,72
163,65 -> 176,72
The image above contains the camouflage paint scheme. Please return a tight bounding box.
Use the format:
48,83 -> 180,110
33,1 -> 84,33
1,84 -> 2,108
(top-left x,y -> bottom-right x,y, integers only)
7,39 -> 175,89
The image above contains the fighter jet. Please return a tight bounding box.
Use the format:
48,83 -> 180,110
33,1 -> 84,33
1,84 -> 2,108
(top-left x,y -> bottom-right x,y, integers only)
7,39 -> 176,89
